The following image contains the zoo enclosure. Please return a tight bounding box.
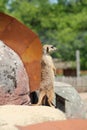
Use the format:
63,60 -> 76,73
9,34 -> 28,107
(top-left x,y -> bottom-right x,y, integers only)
55,76 -> 87,92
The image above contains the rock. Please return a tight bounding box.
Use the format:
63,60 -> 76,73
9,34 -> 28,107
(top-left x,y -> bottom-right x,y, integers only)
0,40 -> 30,105
54,81 -> 86,118
0,105 -> 66,130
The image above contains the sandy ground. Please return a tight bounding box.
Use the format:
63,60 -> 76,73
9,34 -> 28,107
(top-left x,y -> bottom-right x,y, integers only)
79,93 -> 87,101
79,92 -> 87,118
79,92 -> 87,107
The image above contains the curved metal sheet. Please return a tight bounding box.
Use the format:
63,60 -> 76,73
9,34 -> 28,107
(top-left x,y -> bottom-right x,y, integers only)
0,12 -> 42,92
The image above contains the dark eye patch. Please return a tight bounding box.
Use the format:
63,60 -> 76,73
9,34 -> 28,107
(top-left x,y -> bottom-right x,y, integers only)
47,47 -> 49,52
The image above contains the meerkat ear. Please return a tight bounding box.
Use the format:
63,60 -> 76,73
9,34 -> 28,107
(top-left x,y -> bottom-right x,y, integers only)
47,47 -> 49,53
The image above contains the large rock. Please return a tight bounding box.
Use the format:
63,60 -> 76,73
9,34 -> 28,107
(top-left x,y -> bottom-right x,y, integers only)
0,105 -> 66,130
54,82 -> 86,118
0,40 -> 30,105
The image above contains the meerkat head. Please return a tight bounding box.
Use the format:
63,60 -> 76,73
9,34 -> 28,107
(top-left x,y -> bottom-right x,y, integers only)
43,44 -> 57,54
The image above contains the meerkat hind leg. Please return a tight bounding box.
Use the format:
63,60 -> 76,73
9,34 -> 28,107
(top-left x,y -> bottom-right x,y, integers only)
48,99 -> 55,107
47,89 -> 55,108
36,90 -> 46,105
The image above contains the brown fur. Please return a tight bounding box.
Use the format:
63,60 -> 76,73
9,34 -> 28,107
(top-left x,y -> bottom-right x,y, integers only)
36,45 -> 56,107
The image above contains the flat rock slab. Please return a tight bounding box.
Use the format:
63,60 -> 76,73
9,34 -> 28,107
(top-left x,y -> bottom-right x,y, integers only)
0,105 -> 66,130
0,40 -> 30,105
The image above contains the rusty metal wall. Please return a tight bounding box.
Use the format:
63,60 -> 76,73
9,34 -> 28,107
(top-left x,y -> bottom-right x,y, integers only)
0,13 -> 42,92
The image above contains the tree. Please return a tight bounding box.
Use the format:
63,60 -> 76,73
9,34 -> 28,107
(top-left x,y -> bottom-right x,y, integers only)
0,0 -> 8,12
0,0 -> 87,69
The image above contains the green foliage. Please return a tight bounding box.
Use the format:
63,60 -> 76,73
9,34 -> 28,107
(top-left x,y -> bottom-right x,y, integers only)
0,0 -> 8,12
0,0 -> 87,69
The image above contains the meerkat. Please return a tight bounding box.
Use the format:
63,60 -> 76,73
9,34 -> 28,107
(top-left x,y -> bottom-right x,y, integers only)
36,44 -> 57,107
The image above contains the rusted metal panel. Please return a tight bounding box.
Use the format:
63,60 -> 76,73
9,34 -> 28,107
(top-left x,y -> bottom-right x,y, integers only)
0,12 -> 42,92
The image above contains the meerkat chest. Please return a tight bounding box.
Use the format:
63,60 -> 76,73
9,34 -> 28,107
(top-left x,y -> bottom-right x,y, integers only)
42,55 -> 53,67
41,55 -> 55,80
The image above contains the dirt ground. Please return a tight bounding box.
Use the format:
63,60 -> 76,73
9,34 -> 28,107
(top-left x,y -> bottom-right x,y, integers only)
79,92 -> 87,118
17,119 -> 87,130
79,93 -> 87,101
79,92 -> 87,106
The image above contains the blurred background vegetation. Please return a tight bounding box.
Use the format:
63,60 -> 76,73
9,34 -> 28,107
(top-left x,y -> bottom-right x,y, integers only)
0,0 -> 87,70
